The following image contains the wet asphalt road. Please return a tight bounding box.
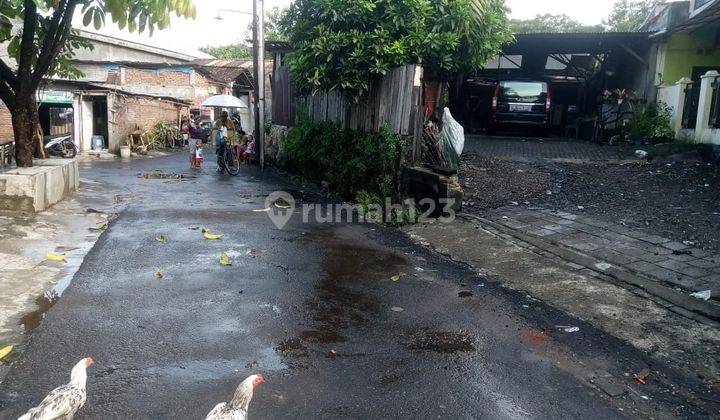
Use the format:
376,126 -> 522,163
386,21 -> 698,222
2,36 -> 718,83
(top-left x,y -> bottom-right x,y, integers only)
0,152 -> 717,419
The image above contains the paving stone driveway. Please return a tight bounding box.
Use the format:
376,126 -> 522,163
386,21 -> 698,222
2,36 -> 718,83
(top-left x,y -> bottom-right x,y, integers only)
486,207 -> 720,298
464,135 -> 634,162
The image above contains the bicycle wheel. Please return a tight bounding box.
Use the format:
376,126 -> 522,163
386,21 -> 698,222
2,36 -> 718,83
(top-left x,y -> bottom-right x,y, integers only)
224,149 -> 240,176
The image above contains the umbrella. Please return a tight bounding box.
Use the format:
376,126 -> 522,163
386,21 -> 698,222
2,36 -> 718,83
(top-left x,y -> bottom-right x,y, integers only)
200,94 -> 249,108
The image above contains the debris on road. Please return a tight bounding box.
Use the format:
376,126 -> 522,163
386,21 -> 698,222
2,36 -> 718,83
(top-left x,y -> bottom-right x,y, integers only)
45,252 -> 67,263
155,234 -> 166,244
139,172 -> 195,180
635,150 -> 649,160
391,273 -> 405,282
154,268 -> 164,279
0,344 -> 12,360
220,252 -> 232,266
633,368 -> 651,384
556,325 -> 580,333
458,291 -> 474,298
391,306 -> 404,312
329,348 -> 337,357
690,290 -> 712,301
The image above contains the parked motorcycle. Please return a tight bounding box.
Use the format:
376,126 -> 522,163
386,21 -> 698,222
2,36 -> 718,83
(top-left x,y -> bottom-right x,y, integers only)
44,135 -> 78,159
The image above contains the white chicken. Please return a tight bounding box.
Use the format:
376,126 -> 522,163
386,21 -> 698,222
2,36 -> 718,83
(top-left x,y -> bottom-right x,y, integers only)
205,374 -> 265,420
17,357 -> 94,420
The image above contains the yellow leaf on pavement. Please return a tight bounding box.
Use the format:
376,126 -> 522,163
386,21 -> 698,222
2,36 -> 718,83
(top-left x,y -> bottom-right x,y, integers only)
45,252 -> 67,263
274,201 -> 291,209
203,231 -> 224,240
220,252 -> 232,266
253,208 -> 271,213
0,345 -> 13,360
155,234 -> 166,243
391,273 -> 405,282
154,268 -> 164,279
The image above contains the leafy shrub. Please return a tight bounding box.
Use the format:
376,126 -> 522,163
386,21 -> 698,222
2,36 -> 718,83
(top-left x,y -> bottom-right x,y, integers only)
629,102 -> 674,144
283,120 -> 404,201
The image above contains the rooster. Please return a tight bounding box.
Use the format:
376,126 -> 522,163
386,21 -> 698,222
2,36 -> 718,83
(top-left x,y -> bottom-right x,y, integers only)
205,374 -> 265,420
18,357 -> 94,420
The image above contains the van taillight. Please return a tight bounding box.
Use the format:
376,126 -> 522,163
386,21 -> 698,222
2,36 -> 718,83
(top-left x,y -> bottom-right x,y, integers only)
545,86 -> 552,113
492,85 -> 500,111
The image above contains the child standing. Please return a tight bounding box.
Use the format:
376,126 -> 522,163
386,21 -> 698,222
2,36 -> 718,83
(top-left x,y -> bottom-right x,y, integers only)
241,134 -> 255,164
190,138 -> 204,169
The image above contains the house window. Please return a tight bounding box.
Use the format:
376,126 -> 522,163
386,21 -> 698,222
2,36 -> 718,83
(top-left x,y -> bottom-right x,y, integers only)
695,0 -> 713,11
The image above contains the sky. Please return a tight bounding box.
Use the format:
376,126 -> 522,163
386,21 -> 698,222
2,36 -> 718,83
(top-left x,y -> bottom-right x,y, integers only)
78,0 -> 619,57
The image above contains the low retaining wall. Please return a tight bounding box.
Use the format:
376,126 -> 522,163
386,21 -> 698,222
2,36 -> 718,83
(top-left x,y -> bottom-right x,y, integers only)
0,159 -> 79,212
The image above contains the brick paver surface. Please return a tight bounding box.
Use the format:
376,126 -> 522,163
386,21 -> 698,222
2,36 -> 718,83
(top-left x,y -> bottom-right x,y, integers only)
464,135 -> 634,162
487,207 -> 720,298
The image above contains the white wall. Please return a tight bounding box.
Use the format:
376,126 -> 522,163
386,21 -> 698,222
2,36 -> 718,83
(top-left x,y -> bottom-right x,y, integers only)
657,83 -> 682,130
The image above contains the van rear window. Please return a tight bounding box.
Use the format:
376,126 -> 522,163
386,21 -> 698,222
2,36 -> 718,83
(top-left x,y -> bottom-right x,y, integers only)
501,82 -> 546,103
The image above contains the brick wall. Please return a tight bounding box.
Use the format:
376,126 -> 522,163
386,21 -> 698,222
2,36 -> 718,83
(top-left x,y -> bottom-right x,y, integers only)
110,94 -> 187,151
0,103 -> 13,140
124,68 -> 192,86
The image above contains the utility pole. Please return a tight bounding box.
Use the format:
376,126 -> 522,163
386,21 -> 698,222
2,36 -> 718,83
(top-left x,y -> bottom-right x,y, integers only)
252,0 -> 266,170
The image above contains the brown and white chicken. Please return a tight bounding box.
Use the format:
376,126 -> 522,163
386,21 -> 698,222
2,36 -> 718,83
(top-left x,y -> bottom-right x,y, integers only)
18,357 -> 94,420
205,374 -> 265,420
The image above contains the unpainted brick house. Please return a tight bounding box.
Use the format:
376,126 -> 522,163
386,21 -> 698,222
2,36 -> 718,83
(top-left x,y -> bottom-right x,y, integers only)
0,30 -> 256,153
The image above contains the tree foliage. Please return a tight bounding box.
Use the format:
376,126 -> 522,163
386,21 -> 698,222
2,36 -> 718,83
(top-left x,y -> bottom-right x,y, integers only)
0,0 -> 196,167
282,0 -> 512,100
201,7 -> 289,61
200,43 -> 252,59
256,6 -> 289,41
510,14 -> 604,34
604,0 -> 659,32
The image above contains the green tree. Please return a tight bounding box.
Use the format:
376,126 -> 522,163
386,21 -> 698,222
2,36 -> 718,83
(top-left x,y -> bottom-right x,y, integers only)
0,0 -> 196,167
511,14 -> 605,33
202,7 -> 289,60
282,0 -> 513,101
200,43 -> 253,59
604,0 -> 659,32
262,6 -> 290,41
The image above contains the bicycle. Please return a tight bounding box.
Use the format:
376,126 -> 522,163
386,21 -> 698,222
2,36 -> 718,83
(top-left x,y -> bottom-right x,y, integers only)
216,139 -> 240,176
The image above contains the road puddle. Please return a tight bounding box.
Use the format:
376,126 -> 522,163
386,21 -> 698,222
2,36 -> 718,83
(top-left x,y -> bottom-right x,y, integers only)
20,270 -> 75,334
20,292 -> 59,332
276,228 -> 407,363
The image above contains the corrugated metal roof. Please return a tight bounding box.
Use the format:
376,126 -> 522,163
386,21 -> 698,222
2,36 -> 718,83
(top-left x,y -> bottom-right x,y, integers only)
671,0 -> 720,32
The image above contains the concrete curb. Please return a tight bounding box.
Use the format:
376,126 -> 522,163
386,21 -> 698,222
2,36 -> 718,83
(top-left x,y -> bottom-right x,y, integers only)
459,213 -> 720,327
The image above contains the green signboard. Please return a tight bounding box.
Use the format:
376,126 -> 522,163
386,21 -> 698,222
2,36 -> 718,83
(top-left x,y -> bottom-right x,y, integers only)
37,90 -> 74,105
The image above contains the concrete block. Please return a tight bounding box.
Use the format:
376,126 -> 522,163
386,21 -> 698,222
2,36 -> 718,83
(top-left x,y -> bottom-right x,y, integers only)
0,158 -> 79,212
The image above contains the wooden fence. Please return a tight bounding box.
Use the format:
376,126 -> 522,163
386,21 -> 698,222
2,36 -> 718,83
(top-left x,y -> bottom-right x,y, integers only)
271,64 -> 424,161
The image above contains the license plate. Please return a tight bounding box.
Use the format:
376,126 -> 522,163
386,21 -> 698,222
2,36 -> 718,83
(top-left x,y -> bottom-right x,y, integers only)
509,104 -> 532,112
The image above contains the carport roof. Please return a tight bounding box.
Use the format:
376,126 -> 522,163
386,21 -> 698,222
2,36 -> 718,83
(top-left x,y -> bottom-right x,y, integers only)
502,32 -> 653,55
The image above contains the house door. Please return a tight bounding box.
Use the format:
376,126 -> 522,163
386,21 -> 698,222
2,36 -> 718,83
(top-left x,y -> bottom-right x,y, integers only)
92,97 -> 109,149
